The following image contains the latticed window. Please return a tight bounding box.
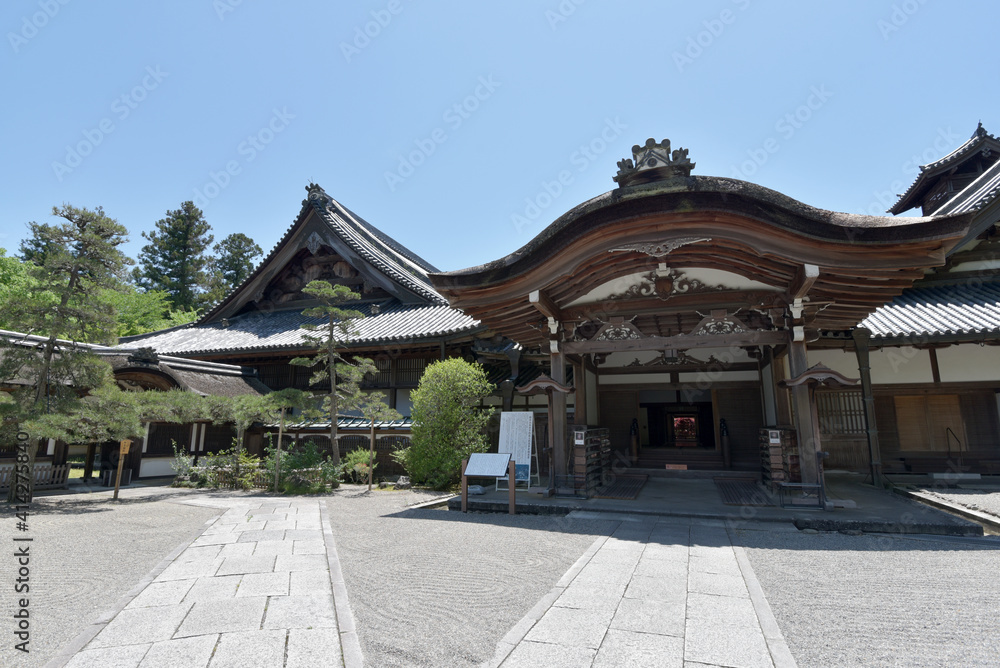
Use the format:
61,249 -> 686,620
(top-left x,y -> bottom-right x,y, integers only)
397,358 -> 427,386
816,390 -> 866,436
363,359 -> 391,388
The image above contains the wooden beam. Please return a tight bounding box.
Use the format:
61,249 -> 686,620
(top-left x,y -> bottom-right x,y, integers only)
528,289 -> 562,321
788,263 -> 820,300
562,330 -> 788,355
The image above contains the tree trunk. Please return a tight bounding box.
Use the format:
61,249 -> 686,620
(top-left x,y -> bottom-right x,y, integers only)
329,352 -> 340,466
275,408 -> 285,493
368,423 -> 375,492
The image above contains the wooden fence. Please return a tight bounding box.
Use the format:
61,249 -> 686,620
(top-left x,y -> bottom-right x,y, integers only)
0,464 -> 70,491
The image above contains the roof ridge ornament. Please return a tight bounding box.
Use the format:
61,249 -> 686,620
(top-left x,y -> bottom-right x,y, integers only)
614,138 -> 695,187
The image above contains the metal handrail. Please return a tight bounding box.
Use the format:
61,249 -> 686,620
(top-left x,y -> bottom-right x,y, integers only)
945,427 -> 964,469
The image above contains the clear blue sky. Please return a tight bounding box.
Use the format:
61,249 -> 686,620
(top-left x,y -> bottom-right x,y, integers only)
2,1 -> 997,272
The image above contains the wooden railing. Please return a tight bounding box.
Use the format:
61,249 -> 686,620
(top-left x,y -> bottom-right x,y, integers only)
0,464 -> 70,490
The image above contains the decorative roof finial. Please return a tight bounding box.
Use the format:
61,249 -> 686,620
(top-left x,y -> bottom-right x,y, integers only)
974,121 -> 988,139
613,138 -> 695,187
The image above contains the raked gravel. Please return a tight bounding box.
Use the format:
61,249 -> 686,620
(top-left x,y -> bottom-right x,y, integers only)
325,487 -> 619,668
0,487 -> 221,668
918,485 -> 1000,521
734,524 -> 1000,668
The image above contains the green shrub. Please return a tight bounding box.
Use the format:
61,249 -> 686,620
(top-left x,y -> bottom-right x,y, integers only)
263,439 -> 339,494
400,358 -> 494,490
170,440 -> 194,479
201,442 -> 260,490
342,446 -> 376,484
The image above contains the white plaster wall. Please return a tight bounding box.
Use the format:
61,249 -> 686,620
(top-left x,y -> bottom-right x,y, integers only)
139,457 -> 176,478
395,389 -> 413,416
808,347 -> 934,384
936,344 -> 1000,382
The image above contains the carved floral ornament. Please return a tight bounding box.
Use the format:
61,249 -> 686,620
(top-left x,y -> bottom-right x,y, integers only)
610,237 -> 711,258
608,267 -> 726,301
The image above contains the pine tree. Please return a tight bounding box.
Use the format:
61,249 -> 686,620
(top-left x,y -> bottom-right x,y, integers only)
133,201 -> 213,311
204,233 -> 263,306
290,280 -> 375,466
0,204 -> 130,501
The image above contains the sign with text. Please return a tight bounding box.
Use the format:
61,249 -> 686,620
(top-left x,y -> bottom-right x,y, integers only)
498,412 -> 533,483
464,453 -> 511,478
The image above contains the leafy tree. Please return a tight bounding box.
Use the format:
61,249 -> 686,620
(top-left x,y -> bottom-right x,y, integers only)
0,250 -> 47,330
401,359 -> 494,490
0,204 -> 130,500
99,286 -> 200,338
204,233 -> 263,305
133,201 -> 213,311
290,280 -> 374,466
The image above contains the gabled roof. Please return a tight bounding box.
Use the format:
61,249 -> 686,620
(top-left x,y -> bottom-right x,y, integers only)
891,123 -> 1000,214
120,302 -> 479,357
200,184 -> 446,324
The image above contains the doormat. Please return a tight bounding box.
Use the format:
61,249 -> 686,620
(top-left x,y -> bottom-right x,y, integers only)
714,478 -> 773,507
594,474 -> 648,500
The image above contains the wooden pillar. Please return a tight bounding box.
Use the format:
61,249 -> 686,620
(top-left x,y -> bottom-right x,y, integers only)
852,327 -> 884,487
788,337 -> 821,485
501,380 -> 514,412
571,357 -> 587,426
83,443 -> 97,480
550,347 -> 568,481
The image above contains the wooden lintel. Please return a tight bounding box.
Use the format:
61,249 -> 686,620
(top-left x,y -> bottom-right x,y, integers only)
563,330 -> 788,355
788,263 -> 820,301
528,289 -> 562,321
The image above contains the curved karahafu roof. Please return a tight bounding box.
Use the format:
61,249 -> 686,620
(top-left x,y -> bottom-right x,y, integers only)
429,139 -> 974,347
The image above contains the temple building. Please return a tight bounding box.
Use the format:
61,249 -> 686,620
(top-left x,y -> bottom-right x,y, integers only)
10,124 -> 1000,488
429,127 -> 1000,486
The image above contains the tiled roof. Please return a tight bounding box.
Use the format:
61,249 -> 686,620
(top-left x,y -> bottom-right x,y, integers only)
121,302 -> 481,356
890,124 -> 1000,214
267,417 -> 414,431
200,184 -> 446,322
932,159 -> 1000,216
317,191 -> 445,305
0,329 -> 268,396
860,281 -> 1000,338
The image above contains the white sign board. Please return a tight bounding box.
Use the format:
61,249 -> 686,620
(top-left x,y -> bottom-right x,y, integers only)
498,412 -> 533,483
465,453 -> 511,478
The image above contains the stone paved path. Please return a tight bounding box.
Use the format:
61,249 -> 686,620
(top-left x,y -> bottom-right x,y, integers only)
48,497 -> 355,668
486,513 -> 796,668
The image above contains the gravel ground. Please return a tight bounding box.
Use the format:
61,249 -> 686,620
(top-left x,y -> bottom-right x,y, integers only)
734,525 -> 1000,667
919,486 -> 1000,520
325,486 -> 620,668
0,488 -> 220,668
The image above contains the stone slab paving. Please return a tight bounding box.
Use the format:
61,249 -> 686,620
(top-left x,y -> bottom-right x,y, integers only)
487,513 -> 796,668
46,497 -> 352,668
